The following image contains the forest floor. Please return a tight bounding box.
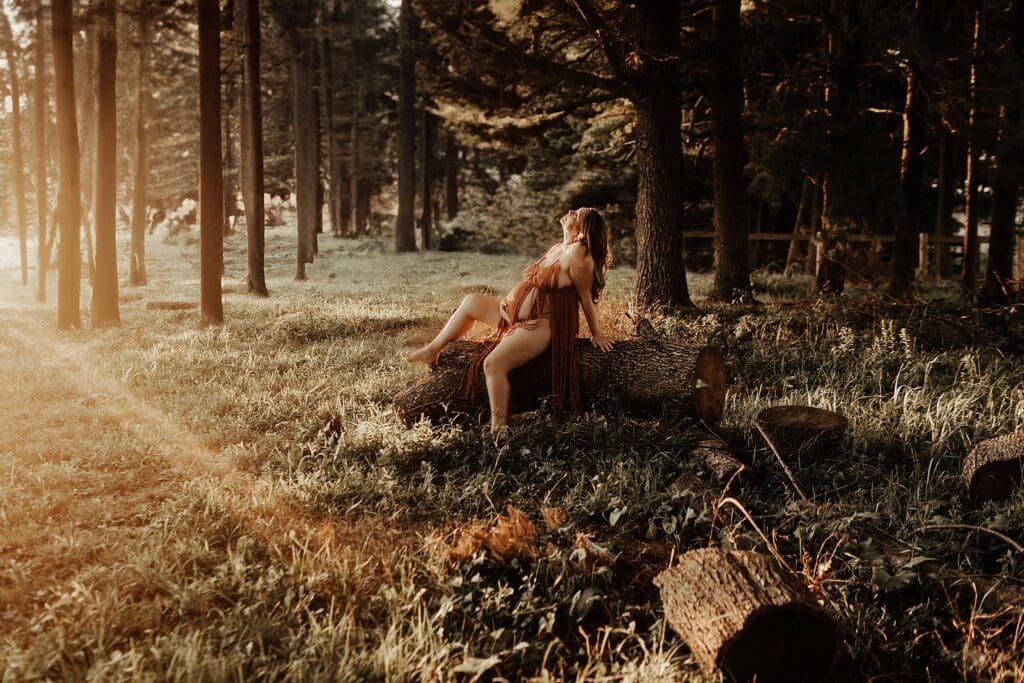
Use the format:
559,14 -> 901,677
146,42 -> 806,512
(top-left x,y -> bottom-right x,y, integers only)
2,221 -> 1024,681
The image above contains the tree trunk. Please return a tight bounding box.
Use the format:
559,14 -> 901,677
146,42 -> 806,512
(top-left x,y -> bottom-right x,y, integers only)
784,179 -> 810,277
393,338 -> 725,426
223,76 -> 236,237
962,8 -> 981,292
963,432 -> 1024,505
239,0 -> 267,296
356,179 -> 371,234
980,3 -> 1023,303
3,15 -> 29,286
91,0 -> 118,327
289,6 -> 317,276
76,22 -> 95,286
805,177 -> 822,274
320,30 -> 340,238
445,129 -> 459,220
349,77 -> 362,237
198,0 -> 224,325
632,0 -> 692,313
130,13 -> 150,286
51,0 -> 81,330
756,405 -> 848,462
311,40 -> 322,249
933,126 -> 953,280
815,177 -> 847,295
420,108 -> 437,250
982,105 -> 1022,303
708,0 -> 752,302
890,55 -> 924,297
34,0 -> 48,303
816,0 -> 858,296
395,0 -> 417,252
654,549 -> 839,681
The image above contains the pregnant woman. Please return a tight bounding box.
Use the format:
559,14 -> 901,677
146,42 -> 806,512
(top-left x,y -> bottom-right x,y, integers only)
404,207 -> 615,433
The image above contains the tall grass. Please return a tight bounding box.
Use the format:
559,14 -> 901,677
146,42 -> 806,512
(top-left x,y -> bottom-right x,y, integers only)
2,227 -> 1024,680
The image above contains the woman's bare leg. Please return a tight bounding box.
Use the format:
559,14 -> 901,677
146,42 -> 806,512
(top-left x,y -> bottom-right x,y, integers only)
482,321 -> 551,432
404,293 -> 501,364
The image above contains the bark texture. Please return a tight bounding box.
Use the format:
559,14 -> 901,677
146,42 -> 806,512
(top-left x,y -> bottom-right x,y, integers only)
91,0 -> 119,326
198,0 -> 224,325
394,0 -> 417,252
756,405 -> 848,462
290,9 -> 318,275
393,338 -> 725,426
963,432 -> 1024,505
692,433 -> 747,483
129,13 -> 150,286
654,548 -> 839,682
239,0 -> 267,296
708,0 -> 752,302
51,0 -> 81,329
632,0 -> 692,313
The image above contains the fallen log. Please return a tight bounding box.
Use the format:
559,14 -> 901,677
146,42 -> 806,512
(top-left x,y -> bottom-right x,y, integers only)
692,433 -> 747,483
963,432 -> 1024,504
393,337 -> 725,426
654,548 -> 839,682
755,405 -> 847,462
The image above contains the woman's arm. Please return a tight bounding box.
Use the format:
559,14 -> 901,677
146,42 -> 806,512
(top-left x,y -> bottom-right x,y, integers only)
569,251 -> 614,352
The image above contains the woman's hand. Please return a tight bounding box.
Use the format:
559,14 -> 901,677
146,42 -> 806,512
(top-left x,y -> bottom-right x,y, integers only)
591,333 -> 614,352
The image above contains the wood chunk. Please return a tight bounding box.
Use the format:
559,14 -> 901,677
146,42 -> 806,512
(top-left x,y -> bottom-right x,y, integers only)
655,548 -> 839,682
693,433 -> 746,482
963,432 -> 1024,504
756,405 -> 848,462
393,338 -> 726,426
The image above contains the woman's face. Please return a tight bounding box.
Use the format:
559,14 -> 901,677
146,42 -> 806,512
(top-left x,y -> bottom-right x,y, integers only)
560,207 -> 590,237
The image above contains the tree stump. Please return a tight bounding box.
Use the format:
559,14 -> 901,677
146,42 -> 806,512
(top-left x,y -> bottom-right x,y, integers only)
393,337 -> 725,426
755,405 -> 847,462
963,432 -> 1024,504
655,548 -> 839,682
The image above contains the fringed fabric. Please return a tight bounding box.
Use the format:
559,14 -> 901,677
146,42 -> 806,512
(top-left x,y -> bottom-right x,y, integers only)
463,251 -> 581,417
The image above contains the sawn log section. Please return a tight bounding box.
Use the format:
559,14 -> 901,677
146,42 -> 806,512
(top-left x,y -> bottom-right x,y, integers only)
393,337 -> 725,426
655,548 -> 839,682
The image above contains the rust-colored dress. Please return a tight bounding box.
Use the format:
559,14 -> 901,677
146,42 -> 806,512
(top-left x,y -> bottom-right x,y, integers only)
463,248 -> 582,417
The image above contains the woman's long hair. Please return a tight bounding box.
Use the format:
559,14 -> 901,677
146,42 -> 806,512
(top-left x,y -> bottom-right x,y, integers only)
576,208 -> 612,302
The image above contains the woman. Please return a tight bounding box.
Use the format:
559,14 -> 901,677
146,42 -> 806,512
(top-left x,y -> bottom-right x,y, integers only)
404,207 -> 614,433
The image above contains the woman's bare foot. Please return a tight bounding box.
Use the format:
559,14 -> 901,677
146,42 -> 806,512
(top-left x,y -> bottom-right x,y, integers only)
402,344 -> 440,365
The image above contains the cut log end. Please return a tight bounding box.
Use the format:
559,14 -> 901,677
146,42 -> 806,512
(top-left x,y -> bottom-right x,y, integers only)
756,405 -> 848,461
719,603 -> 839,683
757,405 -> 847,431
655,548 -> 839,682
963,432 -> 1024,504
694,348 -> 726,423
